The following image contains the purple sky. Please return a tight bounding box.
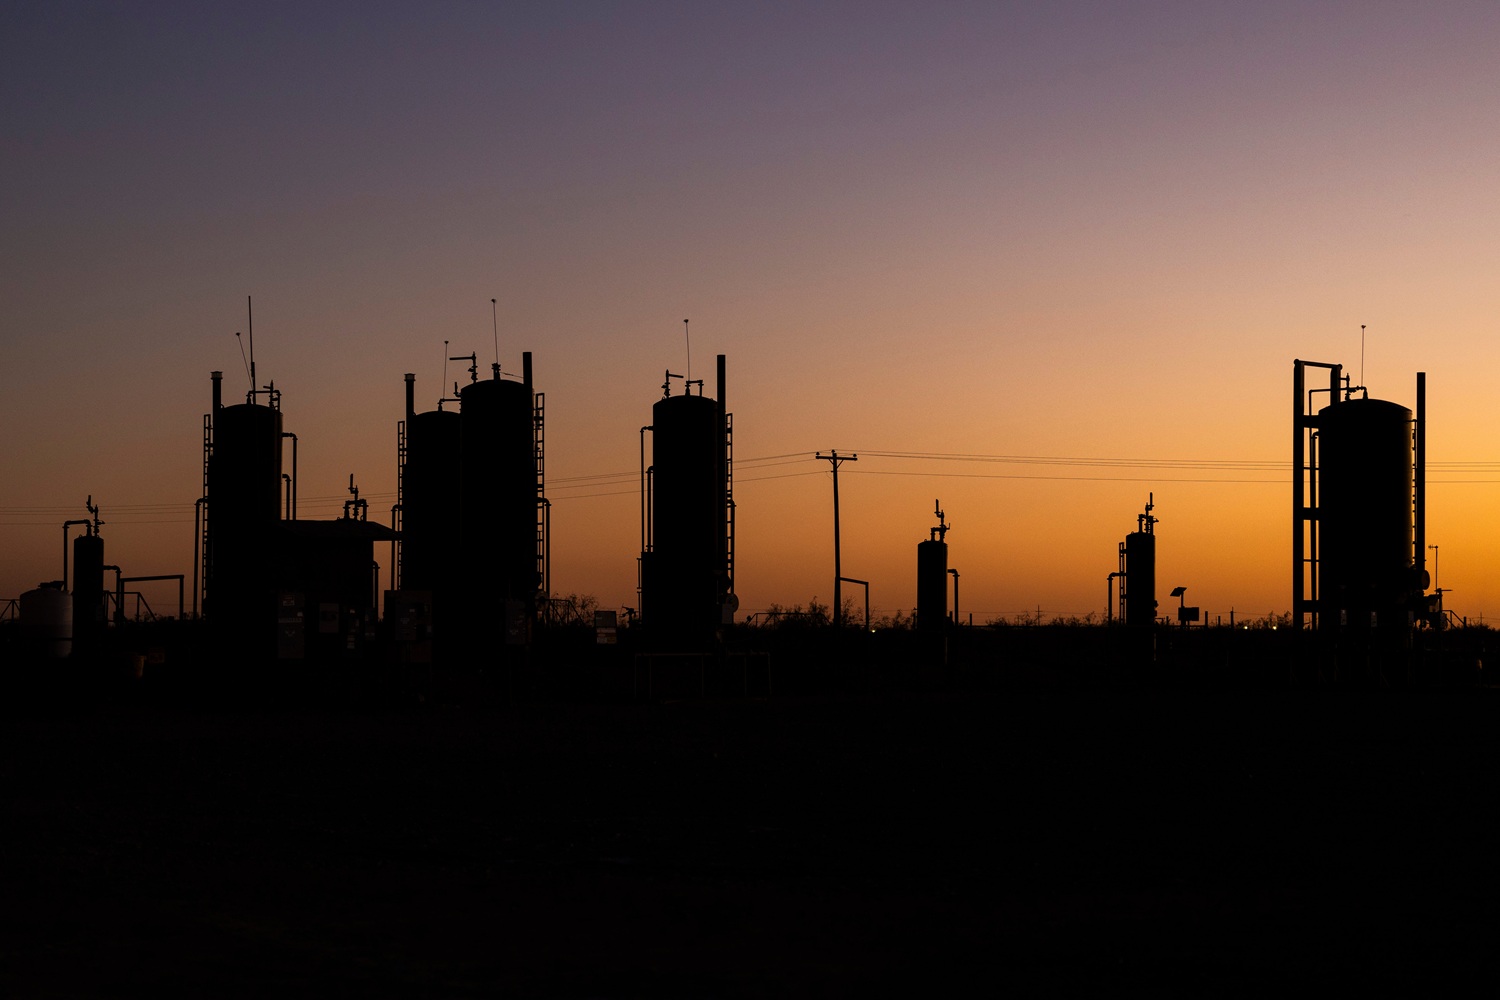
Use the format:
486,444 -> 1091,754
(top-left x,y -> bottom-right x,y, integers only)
5,2 -> 1500,622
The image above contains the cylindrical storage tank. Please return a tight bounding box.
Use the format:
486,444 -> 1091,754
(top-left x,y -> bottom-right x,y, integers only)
210,403 -> 284,527
1124,530 -> 1156,627
459,377 -> 538,604
206,398 -> 283,644
650,392 -> 727,635
1317,397 -> 1414,628
72,534 -> 105,634
916,539 -> 948,630
402,408 -> 462,592
20,585 -> 73,659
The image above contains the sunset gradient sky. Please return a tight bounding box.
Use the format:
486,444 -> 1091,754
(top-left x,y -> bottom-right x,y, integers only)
5,2 -> 1500,623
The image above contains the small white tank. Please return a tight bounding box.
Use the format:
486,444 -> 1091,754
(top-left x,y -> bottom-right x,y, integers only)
20,585 -> 73,659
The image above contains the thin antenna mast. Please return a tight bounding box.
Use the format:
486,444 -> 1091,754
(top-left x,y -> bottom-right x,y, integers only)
491,298 -> 499,368
442,340 -> 450,391
1361,324 -> 1366,389
684,319 -> 691,385
247,296 -> 255,391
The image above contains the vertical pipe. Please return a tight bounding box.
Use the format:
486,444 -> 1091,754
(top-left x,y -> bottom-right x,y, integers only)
283,433 -> 298,519
404,373 -> 415,424
193,498 -> 201,618
717,354 -> 729,599
1292,360 -> 1304,624
211,370 -> 223,412
523,351 -> 533,394
390,504 -> 399,596
640,427 -> 651,555
1309,432 -> 1318,614
1415,371 -> 1426,590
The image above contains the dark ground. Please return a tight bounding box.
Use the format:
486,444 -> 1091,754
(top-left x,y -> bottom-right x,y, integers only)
5,679 -> 1500,994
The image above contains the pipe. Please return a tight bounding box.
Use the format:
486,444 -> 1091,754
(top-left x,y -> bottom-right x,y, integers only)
1416,371 -> 1427,592
211,370 -> 223,412
103,565 -> 122,624
193,497 -> 206,618
390,503 -> 401,593
640,426 -> 652,555
121,574 -> 186,621
62,519 -> 90,592
523,351 -> 533,394
404,373 -> 415,424
282,432 -> 298,519
949,568 -> 960,625
1292,360 -> 1303,623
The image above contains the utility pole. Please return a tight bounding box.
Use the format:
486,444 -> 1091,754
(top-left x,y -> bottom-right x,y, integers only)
816,450 -> 857,627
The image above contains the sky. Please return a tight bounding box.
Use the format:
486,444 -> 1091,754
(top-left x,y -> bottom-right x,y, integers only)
5,1 -> 1500,624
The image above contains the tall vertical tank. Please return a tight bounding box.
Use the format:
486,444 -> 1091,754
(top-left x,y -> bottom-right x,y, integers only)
916,501 -> 949,631
916,540 -> 947,630
211,402 -> 284,527
401,389 -> 462,593
646,360 -> 729,636
1123,531 -> 1156,627
459,363 -> 539,609
72,533 -> 105,637
1316,397 -> 1414,628
206,373 -> 283,643
1121,495 -> 1157,628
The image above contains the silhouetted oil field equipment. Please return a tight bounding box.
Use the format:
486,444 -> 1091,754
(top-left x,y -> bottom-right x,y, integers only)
393,371 -> 462,661
639,354 -> 735,644
202,369 -> 394,662
4,337 -> 1492,694
1117,494 -> 1158,627
917,500 -> 949,631
390,352 -> 546,664
1294,360 -> 1430,632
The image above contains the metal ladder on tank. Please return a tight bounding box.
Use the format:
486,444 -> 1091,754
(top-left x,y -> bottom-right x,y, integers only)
534,392 -> 548,600
1293,360 -> 1346,630
393,419 -> 406,590
200,413 -> 213,616
725,411 -> 736,598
